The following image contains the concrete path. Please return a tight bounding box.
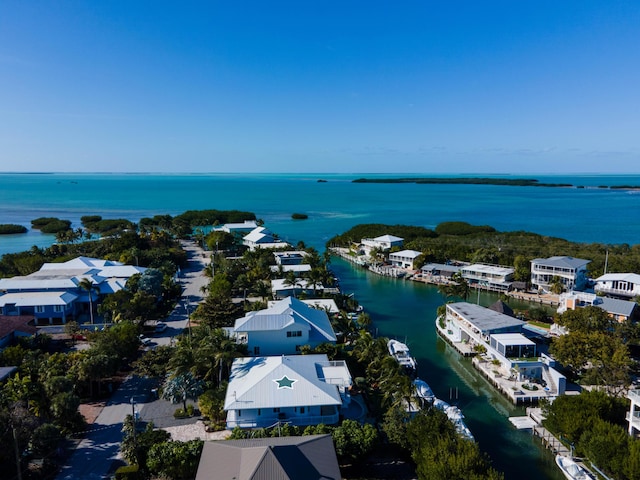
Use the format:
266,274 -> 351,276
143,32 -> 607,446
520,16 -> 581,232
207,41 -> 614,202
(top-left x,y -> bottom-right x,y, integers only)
57,240 -> 211,479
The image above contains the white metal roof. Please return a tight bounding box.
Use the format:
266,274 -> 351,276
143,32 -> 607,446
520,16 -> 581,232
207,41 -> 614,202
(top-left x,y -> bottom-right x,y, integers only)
0,291 -> 78,307
374,234 -> 403,243
491,333 -> 535,346
234,297 -> 336,342
224,354 -> 348,410
596,273 -> 640,284
389,249 -> 422,259
462,264 -> 515,276
269,264 -> 312,273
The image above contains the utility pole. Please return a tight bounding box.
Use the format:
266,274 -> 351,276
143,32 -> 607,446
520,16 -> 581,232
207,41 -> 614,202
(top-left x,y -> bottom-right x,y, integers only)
12,424 -> 22,480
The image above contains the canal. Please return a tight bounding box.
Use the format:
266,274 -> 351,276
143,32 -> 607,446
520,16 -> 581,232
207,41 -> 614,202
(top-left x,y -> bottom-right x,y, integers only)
331,257 -> 564,480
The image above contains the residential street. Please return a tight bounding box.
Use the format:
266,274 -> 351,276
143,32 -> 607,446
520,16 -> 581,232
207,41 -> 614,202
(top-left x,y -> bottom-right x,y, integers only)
57,240 -> 210,480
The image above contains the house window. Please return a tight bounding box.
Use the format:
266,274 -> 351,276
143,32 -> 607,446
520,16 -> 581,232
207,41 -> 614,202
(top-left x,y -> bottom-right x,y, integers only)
54,305 -> 63,312
237,410 -> 241,417
35,306 -> 45,313
300,407 -> 305,414
273,408 -> 280,413
254,346 -> 260,355
257,409 -> 261,416
287,331 -> 302,338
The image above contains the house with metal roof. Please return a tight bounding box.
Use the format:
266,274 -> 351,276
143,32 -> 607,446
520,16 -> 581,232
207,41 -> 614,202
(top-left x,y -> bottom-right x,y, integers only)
557,291 -> 639,323
438,302 -> 566,399
388,249 -> 422,269
273,251 -> 309,266
594,273 -> 640,299
195,434 -> 341,480
530,256 -> 590,293
243,227 -> 290,251
232,297 -> 336,356
460,263 -> 515,292
224,354 -> 352,429
0,256 -> 145,325
212,220 -> 259,235
360,234 -> 404,256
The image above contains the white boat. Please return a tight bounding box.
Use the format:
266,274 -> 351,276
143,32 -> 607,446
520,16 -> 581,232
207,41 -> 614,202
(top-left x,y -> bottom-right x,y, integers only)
555,455 -> 595,480
433,398 -> 474,441
413,378 -> 435,401
387,339 -> 417,374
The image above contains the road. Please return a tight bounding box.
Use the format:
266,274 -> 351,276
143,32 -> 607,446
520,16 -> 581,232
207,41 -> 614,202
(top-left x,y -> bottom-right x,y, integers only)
57,240 -> 210,480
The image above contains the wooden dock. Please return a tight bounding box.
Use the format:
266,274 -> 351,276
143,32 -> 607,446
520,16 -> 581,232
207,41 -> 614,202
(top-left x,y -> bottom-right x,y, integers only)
533,425 -> 571,456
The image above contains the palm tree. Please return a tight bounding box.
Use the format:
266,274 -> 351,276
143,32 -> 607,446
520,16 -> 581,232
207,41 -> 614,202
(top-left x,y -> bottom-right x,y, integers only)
78,277 -> 100,324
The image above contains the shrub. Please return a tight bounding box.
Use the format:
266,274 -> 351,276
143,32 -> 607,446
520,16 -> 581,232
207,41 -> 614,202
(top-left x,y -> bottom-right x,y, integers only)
114,465 -> 141,480
0,224 -> 27,234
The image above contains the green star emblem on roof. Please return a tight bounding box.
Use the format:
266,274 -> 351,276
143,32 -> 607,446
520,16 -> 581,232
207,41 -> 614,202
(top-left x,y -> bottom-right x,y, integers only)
274,375 -> 297,389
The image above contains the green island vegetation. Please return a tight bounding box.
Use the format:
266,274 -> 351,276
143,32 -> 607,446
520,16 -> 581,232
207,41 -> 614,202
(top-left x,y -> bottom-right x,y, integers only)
31,217 -> 72,234
0,224 -> 27,234
291,212 -> 308,220
328,221 -> 640,279
352,177 -> 574,187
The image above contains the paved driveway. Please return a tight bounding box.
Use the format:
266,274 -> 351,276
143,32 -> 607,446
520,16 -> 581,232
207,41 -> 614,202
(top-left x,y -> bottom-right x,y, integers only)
57,240 -> 210,479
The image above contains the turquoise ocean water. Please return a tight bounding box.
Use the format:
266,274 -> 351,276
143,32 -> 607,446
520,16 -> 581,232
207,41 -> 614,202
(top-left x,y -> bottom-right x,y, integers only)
2,172 -> 640,479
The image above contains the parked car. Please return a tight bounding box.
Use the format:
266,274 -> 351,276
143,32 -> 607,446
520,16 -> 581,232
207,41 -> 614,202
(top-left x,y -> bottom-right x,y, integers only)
139,334 -> 152,345
155,322 -> 168,333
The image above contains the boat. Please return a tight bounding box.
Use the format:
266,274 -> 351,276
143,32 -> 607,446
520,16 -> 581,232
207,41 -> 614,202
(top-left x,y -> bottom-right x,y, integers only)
433,398 -> 475,441
555,455 -> 595,480
413,378 -> 435,401
387,339 -> 417,374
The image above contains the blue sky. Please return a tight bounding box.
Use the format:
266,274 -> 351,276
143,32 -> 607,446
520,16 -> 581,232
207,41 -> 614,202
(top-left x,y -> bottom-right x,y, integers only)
1,1 -> 639,174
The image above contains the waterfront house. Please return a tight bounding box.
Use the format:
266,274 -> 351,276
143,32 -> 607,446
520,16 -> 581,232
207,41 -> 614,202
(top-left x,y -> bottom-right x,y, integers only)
195,434 -> 341,480
389,249 -> 422,269
627,390 -> 640,436
0,256 -> 145,325
231,296 -> 337,356
271,278 -> 324,299
460,263 -> 515,292
360,234 -> 404,256
224,354 -> 352,429
212,220 -> 258,235
557,291 -> 639,323
420,262 -> 463,281
439,302 -> 566,398
268,298 -> 340,315
594,273 -> 640,299
530,256 -> 590,293
243,227 -> 290,251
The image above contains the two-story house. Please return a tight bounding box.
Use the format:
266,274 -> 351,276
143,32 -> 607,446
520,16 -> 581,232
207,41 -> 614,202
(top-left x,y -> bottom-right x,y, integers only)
530,256 -> 590,293
231,296 -> 336,356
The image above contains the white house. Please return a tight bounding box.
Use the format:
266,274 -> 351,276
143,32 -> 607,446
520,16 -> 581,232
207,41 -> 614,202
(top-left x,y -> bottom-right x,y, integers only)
271,278 -> 324,299
224,354 -> 352,429
213,220 -> 258,235
460,263 -> 515,292
439,302 -> 566,396
0,256 -> 145,325
594,273 -> 640,299
242,227 -> 290,251
530,256 -> 590,293
269,264 -> 312,275
231,296 -> 337,356
360,234 -> 404,256
388,250 -> 422,269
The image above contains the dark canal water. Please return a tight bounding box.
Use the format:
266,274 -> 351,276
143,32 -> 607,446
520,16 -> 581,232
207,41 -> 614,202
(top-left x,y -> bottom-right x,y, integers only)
331,257 -> 564,480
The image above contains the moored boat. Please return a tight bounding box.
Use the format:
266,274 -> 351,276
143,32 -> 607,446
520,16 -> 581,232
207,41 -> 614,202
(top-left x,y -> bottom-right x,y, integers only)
413,378 -> 435,401
387,339 -> 418,374
555,455 -> 595,480
433,398 -> 475,441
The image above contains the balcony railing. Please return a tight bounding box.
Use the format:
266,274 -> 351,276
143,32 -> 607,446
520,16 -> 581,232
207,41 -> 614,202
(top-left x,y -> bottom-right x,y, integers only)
226,413 -> 340,429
